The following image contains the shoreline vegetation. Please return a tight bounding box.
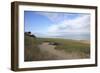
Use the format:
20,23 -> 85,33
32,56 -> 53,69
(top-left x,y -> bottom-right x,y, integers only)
24,32 -> 90,61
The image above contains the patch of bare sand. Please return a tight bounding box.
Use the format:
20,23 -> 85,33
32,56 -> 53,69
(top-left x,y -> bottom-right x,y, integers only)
38,43 -> 83,60
77,40 -> 90,44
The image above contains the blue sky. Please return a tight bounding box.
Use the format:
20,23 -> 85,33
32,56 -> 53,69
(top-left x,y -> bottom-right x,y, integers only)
24,11 -> 90,40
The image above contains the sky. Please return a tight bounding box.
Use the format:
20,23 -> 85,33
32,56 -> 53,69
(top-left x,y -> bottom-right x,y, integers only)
24,11 -> 90,40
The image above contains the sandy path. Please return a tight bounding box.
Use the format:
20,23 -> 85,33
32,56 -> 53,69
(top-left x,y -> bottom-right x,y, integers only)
38,43 -> 80,59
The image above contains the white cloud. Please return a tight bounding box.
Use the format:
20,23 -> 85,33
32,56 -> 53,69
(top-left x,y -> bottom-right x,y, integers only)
47,14 -> 90,36
35,12 -> 63,23
34,12 -> 90,40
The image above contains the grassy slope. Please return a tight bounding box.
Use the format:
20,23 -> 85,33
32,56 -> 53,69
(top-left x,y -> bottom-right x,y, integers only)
37,38 -> 90,58
25,36 -> 90,61
24,36 -> 62,61
24,35 -> 40,61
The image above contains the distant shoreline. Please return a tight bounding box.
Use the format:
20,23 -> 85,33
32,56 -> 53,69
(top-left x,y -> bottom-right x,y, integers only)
37,36 -> 90,41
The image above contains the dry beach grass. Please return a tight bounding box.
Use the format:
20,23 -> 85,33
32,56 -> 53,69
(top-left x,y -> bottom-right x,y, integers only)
24,34 -> 90,61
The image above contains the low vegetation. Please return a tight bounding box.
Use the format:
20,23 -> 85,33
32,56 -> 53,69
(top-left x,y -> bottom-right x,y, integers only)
24,33 -> 90,61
